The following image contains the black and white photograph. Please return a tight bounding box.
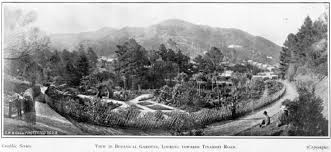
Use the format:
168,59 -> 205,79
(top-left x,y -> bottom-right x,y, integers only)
1,2 -> 329,137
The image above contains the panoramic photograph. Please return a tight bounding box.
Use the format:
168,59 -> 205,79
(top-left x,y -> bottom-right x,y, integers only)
2,3 -> 329,136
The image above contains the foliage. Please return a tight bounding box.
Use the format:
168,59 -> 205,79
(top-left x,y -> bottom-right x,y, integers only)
229,64 -> 262,75
282,87 -> 328,136
204,47 -> 224,69
266,81 -> 284,95
281,15 -> 328,80
114,39 -> 150,90
4,8 -> 50,85
80,70 -> 115,95
249,79 -> 265,99
4,9 -> 99,87
174,72 -> 188,84
279,47 -> 291,79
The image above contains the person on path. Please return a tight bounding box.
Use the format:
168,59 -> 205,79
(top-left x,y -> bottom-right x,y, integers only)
9,92 -> 23,119
22,86 -> 40,125
260,111 -> 270,128
277,108 -> 290,127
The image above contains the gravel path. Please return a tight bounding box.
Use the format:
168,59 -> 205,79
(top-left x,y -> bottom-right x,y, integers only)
203,80 -> 298,136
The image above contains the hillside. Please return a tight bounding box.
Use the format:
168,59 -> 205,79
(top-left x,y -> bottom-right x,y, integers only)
50,19 -> 281,64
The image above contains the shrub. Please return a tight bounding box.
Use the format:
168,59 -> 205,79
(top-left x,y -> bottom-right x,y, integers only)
282,87 -> 328,136
113,89 -> 155,101
266,81 -> 284,95
249,79 -> 265,99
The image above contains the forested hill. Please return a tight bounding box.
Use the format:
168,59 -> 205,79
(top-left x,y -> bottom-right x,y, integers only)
50,19 -> 281,64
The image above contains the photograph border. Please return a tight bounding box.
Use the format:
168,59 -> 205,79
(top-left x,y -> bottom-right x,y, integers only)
1,1 -> 330,139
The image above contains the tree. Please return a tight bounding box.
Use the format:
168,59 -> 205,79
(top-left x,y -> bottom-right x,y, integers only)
279,47 -> 291,79
46,50 -> 63,80
157,44 -> 169,61
193,55 -> 214,73
294,16 -> 315,64
4,8 -> 51,86
23,57 -> 44,86
80,70 -> 115,98
174,50 -> 191,74
282,87 -> 328,136
282,15 -> 328,80
76,51 -> 90,78
191,72 -> 205,95
163,61 -> 179,86
115,39 -> 149,90
228,73 -> 248,119
4,8 -> 40,60
61,49 -> 73,64
204,47 -> 224,70
87,47 -> 98,68
175,72 -> 188,85
63,60 -> 80,86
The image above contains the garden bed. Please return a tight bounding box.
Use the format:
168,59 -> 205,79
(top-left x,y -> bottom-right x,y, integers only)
147,105 -> 172,110
138,101 -> 154,106
266,81 -> 284,95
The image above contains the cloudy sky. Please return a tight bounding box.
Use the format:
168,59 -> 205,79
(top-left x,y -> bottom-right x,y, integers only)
4,3 -> 328,45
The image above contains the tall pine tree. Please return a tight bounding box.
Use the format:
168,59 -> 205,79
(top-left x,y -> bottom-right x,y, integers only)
279,47 -> 291,79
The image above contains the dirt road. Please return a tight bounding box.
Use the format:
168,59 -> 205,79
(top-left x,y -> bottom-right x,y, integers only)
203,80 -> 298,136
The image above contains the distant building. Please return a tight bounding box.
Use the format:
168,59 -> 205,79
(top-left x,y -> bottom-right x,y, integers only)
98,56 -> 114,63
220,70 -> 233,78
98,56 -> 114,69
267,66 -> 275,72
252,72 -> 278,80
215,80 -> 233,86
228,44 -> 242,48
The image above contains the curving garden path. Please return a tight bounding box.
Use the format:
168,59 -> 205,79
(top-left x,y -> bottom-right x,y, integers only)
203,80 -> 298,136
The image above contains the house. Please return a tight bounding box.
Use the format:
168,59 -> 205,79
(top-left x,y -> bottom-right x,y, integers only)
220,70 -> 233,78
98,56 -> 114,69
267,66 -> 275,72
252,72 -> 278,80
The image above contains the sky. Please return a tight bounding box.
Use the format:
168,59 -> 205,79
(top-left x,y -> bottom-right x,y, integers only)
3,3 -> 328,45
